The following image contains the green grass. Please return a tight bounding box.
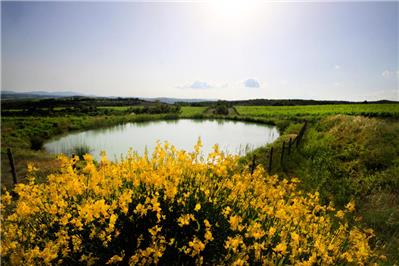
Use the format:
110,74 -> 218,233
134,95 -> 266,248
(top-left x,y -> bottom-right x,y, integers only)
180,106 -> 207,116
241,115 -> 399,263
235,104 -> 399,118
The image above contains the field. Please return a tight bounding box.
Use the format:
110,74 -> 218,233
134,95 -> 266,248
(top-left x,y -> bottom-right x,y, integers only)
180,106 -> 207,116
1,102 -> 399,264
236,104 -> 399,118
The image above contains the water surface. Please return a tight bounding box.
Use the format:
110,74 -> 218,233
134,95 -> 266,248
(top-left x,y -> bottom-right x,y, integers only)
44,119 -> 279,160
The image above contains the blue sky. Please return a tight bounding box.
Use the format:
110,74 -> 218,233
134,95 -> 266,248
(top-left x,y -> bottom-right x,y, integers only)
2,1 -> 398,100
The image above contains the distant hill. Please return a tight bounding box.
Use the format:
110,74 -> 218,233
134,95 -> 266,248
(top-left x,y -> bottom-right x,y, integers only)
228,99 -> 399,106
182,99 -> 399,107
1,91 -> 217,104
2,91 -> 397,106
1,90 -> 88,99
143,97 -> 218,104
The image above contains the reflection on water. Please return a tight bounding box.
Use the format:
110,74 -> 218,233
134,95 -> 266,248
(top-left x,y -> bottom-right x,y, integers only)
44,119 -> 279,161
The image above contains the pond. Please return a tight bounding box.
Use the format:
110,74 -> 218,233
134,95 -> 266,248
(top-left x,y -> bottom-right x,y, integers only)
44,119 -> 279,161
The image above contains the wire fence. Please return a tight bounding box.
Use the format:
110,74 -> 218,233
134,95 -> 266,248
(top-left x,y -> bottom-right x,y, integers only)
250,121 -> 308,175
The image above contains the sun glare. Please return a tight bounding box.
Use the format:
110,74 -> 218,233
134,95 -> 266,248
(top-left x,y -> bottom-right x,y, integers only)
205,0 -> 262,31
211,0 -> 254,19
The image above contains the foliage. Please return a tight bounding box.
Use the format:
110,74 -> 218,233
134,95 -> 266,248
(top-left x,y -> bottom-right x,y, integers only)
1,141 -> 377,265
2,103 -> 181,117
1,97 -> 146,110
29,136 -> 45,151
214,105 -> 229,115
213,101 -> 231,115
70,145 -> 92,159
280,115 -> 399,262
128,103 -> 181,115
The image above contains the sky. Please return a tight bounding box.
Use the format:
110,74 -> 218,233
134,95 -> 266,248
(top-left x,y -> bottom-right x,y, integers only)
1,1 -> 398,101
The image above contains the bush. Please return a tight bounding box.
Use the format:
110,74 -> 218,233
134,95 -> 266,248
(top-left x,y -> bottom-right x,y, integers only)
29,136 -> 45,150
214,105 -> 229,115
70,144 -> 92,159
1,141 -> 376,265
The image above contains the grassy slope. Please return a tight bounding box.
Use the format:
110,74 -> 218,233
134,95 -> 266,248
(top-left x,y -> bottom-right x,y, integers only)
292,116 -> 399,262
241,114 -> 399,263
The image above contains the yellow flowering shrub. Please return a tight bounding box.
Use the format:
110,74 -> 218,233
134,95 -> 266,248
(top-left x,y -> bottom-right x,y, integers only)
1,140 -> 376,265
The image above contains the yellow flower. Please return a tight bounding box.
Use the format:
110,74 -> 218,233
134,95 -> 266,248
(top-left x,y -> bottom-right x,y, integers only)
335,210 -> 345,219
345,200 -> 356,212
290,232 -> 300,244
194,203 -> 201,212
106,254 -> 123,264
273,242 -> 287,254
268,227 -> 276,237
188,237 -> 205,256
177,214 -> 195,227
222,206 -> 232,217
225,236 -> 244,253
229,215 -> 243,231
27,163 -> 39,173
204,230 -> 214,242
1,191 -> 12,205
0,141 -> 376,265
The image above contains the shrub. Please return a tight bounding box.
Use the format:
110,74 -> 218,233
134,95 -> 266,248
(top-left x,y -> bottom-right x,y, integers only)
70,144 -> 92,159
29,136 -> 45,150
214,105 -> 229,115
1,141 -> 376,265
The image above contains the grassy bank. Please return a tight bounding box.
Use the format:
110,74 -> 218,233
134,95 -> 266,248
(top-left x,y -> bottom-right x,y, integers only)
241,115 -> 399,263
1,113 -> 182,187
292,116 -> 399,263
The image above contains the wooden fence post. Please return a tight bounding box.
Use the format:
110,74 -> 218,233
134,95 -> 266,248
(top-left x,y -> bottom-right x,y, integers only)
71,154 -> 77,170
296,122 -> 307,148
250,154 -> 256,175
268,147 -> 273,173
7,148 -> 17,185
281,141 -> 285,165
296,130 -> 301,147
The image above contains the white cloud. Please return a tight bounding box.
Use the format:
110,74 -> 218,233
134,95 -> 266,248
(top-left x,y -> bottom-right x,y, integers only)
334,65 -> 341,70
243,78 -> 260,88
177,81 -> 212,89
177,81 -> 229,90
190,81 -> 211,89
382,70 -> 399,78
